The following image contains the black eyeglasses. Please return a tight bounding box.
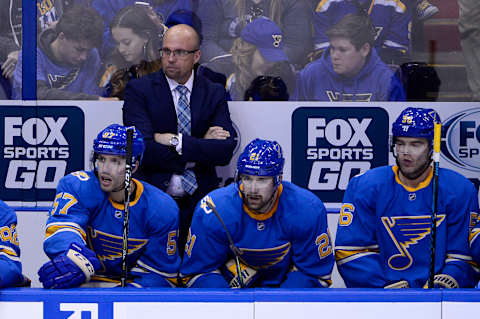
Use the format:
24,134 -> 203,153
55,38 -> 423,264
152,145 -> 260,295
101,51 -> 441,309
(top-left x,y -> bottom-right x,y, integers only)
160,48 -> 198,58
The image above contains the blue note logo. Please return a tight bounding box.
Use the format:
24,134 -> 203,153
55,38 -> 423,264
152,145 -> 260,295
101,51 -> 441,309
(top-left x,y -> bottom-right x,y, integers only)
382,215 -> 445,271
442,108 -> 480,171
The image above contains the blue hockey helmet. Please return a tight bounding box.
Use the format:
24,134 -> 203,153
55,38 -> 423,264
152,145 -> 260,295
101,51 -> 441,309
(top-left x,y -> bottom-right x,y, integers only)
392,107 -> 440,144
93,124 -> 145,167
237,138 -> 284,186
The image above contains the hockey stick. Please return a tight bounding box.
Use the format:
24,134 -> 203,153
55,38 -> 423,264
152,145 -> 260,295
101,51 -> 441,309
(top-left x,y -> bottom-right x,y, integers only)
121,127 -> 134,288
205,197 -> 245,288
428,116 -> 442,288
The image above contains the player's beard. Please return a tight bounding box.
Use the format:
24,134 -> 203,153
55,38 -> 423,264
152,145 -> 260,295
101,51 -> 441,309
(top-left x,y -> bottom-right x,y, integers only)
243,189 -> 277,214
396,154 -> 432,181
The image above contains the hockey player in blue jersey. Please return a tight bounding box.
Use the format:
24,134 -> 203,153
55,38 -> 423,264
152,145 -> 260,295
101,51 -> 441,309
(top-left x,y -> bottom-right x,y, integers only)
472,216 -> 480,288
179,139 -> 334,288
335,107 -> 479,288
38,124 -> 181,288
0,199 -> 23,288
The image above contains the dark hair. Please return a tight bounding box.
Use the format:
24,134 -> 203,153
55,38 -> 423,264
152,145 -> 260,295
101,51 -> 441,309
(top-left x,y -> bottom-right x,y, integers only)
55,5 -> 103,48
109,60 -> 162,99
395,62 -> 441,101
244,75 -> 289,101
111,5 -> 165,52
326,14 -> 376,50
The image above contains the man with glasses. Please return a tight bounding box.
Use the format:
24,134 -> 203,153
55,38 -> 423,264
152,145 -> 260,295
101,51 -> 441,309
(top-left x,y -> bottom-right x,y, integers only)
123,24 -> 237,256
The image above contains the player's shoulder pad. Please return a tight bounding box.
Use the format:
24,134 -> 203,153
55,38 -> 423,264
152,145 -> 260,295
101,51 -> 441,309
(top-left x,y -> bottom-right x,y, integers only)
282,181 -> 324,205
139,180 -> 179,222
57,170 -> 104,204
196,184 -> 241,230
0,200 -> 17,225
439,167 -> 477,193
349,166 -> 391,186
280,181 -> 326,218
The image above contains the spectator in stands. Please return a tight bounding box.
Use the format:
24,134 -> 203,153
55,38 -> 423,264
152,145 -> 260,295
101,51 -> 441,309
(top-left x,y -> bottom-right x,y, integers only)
0,0 -> 21,99
92,0 -> 193,57
106,7 -> 205,100
458,0 -> 480,101
123,24 -> 237,256
13,5 -> 115,100
309,0 -> 411,65
197,0 -> 312,68
101,4 -> 166,99
201,17 -> 294,100
292,14 -> 406,102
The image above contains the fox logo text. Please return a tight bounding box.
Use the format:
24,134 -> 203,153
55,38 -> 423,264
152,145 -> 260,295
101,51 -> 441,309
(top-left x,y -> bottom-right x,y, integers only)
292,107 -> 389,202
0,106 -> 84,203
442,108 -> 480,171
4,117 -> 68,189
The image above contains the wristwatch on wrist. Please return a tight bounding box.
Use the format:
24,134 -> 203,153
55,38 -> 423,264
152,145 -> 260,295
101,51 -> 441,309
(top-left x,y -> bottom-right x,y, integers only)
169,135 -> 179,147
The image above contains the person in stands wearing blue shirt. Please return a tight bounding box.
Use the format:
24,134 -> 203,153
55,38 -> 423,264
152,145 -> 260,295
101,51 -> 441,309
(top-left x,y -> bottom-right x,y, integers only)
292,14 -> 405,102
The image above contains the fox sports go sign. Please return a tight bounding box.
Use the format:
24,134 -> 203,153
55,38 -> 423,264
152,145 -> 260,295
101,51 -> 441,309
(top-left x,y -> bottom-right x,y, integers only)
442,108 -> 480,171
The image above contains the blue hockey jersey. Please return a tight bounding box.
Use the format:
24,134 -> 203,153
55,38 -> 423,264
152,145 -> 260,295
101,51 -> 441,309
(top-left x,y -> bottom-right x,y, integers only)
43,171 -> 181,287
312,0 -> 411,54
335,166 -> 479,288
180,182 -> 334,288
469,201 -> 480,283
0,200 -> 23,288
292,47 -> 405,101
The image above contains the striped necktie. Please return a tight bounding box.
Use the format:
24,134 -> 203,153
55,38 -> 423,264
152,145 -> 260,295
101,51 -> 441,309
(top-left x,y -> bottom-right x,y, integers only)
175,85 -> 198,194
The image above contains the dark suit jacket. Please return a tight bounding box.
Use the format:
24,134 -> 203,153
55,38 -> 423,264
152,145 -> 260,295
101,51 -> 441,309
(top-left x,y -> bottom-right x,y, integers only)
123,69 -> 237,204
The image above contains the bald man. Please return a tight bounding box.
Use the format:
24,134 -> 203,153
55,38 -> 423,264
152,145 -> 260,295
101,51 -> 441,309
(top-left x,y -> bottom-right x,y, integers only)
123,24 -> 237,257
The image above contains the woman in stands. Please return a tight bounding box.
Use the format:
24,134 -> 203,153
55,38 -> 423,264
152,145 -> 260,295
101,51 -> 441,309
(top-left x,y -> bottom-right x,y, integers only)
100,3 -> 165,99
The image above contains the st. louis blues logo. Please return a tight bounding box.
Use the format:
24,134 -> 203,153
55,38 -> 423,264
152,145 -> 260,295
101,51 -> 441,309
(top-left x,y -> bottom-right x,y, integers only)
239,242 -> 291,269
47,68 -> 80,89
88,228 -> 147,261
382,215 -> 445,271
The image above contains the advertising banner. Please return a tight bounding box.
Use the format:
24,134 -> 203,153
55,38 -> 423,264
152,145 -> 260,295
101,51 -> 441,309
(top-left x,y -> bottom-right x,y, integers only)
1,105 -> 84,206
1,101 -> 478,207
291,107 -> 389,202
441,107 -> 480,190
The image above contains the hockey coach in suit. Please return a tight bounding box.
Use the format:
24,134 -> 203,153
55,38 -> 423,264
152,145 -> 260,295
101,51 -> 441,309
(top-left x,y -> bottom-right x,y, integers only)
123,23 -> 237,255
